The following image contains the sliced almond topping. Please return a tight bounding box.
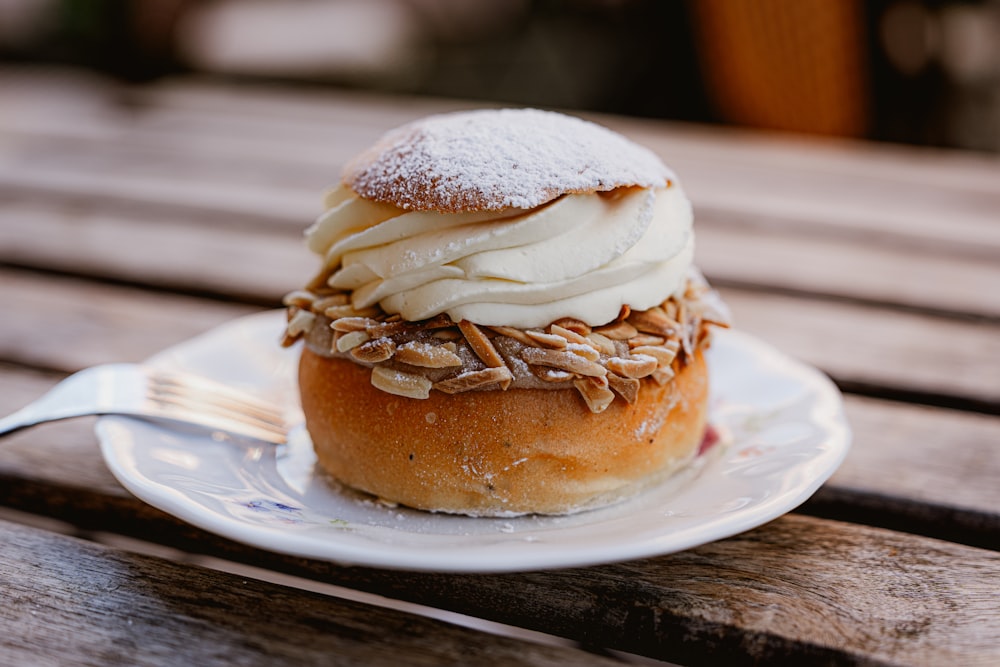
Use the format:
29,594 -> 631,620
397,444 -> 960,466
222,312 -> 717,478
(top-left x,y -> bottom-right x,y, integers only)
286,309 -> 316,337
525,330 -> 568,349
458,320 -> 505,368
366,320 -> 408,338
552,318 -> 591,336
573,376 -> 615,413
431,328 -> 462,341
585,332 -> 617,356
335,330 -> 370,353
662,300 -> 678,321
521,347 -> 606,377
651,366 -> 676,386
331,316 -> 377,332
565,342 -> 600,362
594,320 -> 638,340
395,341 -> 463,368
351,337 -> 396,363
607,372 -> 639,404
371,366 -> 431,399
282,290 -> 316,308
607,355 -> 657,379
615,304 -> 631,322
549,324 -> 589,346
531,366 -> 575,383
434,366 -> 513,394
418,314 -> 455,330
630,345 -> 678,368
312,293 -> 349,312
488,325 -> 536,346
628,333 -> 665,348
628,306 -> 680,337
325,304 -> 381,320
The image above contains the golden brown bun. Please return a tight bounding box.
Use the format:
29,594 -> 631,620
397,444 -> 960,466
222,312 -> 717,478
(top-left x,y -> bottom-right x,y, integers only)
299,347 -> 709,516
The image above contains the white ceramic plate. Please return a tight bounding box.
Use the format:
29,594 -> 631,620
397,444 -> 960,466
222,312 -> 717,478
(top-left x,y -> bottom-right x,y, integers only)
97,310 -> 850,572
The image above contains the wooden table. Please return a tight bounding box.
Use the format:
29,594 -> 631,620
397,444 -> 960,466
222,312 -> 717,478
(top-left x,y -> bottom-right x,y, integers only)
1,67 -> 998,666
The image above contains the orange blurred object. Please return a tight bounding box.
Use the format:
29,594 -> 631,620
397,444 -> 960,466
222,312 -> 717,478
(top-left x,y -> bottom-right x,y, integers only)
690,0 -> 870,137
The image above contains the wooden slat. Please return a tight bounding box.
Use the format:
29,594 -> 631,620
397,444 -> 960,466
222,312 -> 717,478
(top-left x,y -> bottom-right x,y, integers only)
696,221 -> 1000,320
720,287 -> 1000,407
0,270 -> 260,372
2,479 -> 999,667
3,72 -> 1000,257
0,519 -> 618,667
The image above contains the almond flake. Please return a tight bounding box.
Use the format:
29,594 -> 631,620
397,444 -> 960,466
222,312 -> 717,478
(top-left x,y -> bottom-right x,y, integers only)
607,355 -> 657,379
488,326 -> 536,346
630,345 -> 677,368
573,377 -> 615,413
335,330 -> 370,353
651,366 -> 676,386
332,316 -> 377,332
286,309 -> 316,337
366,320 -> 408,338
325,304 -> 380,319
351,337 -> 396,363
396,341 -> 463,368
282,290 -> 316,308
628,307 -> 679,337
371,366 -> 431,399
312,294 -> 350,312
431,328 -> 462,340
607,372 -> 639,404
525,330 -> 568,349
565,342 -> 600,362
594,321 -> 638,340
552,318 -> 591,336
585,332 -> 617,356
434,366 -> 513,394
628,333 -> 665,348
458,320 -> 505,368
531,366 -> 575,383
549,324 -> 589,346
521,347 -> 606,377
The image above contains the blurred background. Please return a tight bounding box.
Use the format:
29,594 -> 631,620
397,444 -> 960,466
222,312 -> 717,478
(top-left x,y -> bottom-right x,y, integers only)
1,0 -> 999,152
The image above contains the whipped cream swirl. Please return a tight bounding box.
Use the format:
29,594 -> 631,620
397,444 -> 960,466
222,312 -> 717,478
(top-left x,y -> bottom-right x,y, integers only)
305,183 -> 694,329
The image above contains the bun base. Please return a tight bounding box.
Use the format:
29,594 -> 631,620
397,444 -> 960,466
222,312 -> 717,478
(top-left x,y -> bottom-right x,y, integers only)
299,348 -> 709,516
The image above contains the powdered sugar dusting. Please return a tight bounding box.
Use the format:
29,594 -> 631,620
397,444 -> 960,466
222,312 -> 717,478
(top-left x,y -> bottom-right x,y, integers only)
344,108 -> 674,212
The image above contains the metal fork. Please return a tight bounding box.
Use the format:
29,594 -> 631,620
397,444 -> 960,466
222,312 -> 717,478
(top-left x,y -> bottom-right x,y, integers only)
0,364 -> 288,444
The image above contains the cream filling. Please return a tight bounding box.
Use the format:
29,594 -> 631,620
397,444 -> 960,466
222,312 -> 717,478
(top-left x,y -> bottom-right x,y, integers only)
305,184 -> 694,328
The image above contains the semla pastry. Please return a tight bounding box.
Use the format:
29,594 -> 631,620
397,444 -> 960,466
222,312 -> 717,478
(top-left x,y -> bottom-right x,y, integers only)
281,108 -> 729,516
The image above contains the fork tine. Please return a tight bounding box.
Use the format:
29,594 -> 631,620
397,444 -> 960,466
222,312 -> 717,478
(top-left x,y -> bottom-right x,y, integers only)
148,372 -> 283,416
147,390 -> 288,435
147,401 -> 288,443
147,381 -> 287,427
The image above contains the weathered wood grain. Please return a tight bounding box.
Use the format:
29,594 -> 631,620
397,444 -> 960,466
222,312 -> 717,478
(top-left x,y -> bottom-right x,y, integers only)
3,72 -> 999,256
298,515 -> 1000,667
0,519 -> 619,667
720,287 -> 1000,408
696,222 -> 1000,320
0,269 -> 260,372
3,490 -> 999,667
